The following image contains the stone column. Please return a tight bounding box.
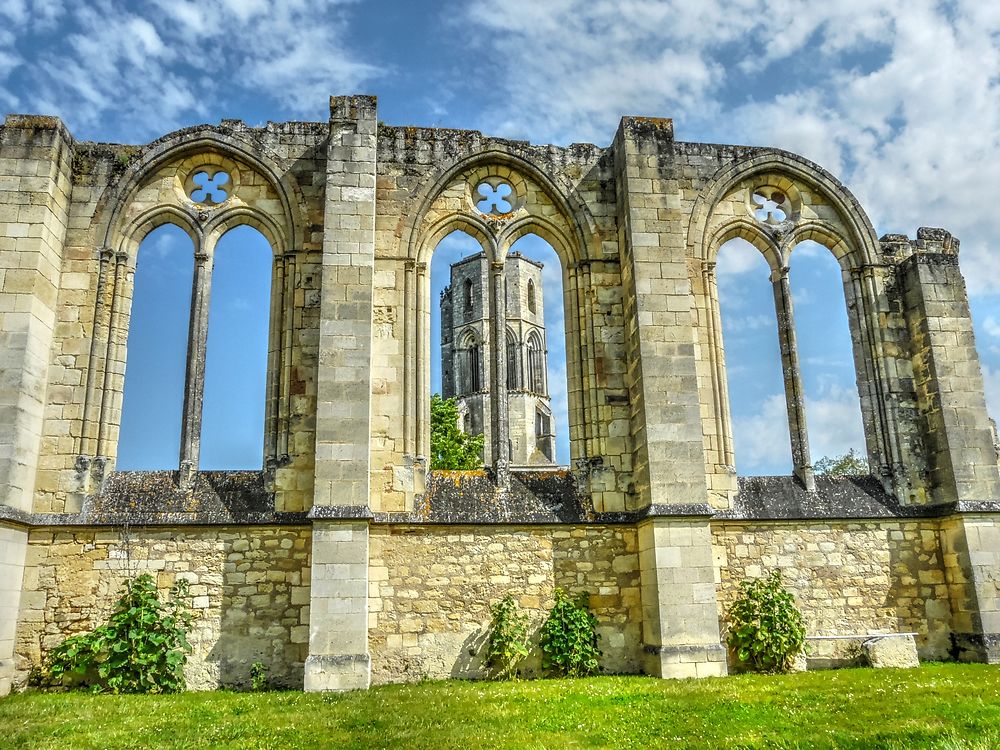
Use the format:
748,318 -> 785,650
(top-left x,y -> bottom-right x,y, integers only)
613,116 -> 711,511
0,523 -> 28,696
897,232 -> 1000,506
96,250 -> 129,461
490,259 -> 510,488
179,249 -> 213,484
894,229 -> 1000,662
941,515 -> 1000,663
613,116 -> 727,679
771,267 -> 815,491
0,115 -> 73,695
305,95 -> 378,691
638,516 -> 728,678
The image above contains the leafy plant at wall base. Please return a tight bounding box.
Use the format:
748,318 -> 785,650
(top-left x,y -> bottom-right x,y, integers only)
539,588 -> 602,677
430,393 -> 485,470
486,594 -> 530,680
43,573 -> 193,693
726,570 -> 806,673
250,661 -> 268,691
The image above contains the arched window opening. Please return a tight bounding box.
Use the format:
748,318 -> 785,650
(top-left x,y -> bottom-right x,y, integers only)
506,330 -> 520,390
789,240 -> 867,474
535,406 -> 554,462
431,230 -> 488,466
118,224 -> 194,470
462,332 -> 483,393
463,278 -> 473,312
200,226 -> 272,469
716,238 -> 788,476
507,235 -> 568,466
526,332 -> 545,395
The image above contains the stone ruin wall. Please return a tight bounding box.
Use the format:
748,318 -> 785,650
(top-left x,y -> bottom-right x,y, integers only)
15,516 -> 984,688
15,526 -> 312,689
2,95 -> 1000,693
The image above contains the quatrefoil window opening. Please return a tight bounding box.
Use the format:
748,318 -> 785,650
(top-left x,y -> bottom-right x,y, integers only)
751,188 -> 790,225
189,170 -> 231,205
476,182 -> 514,215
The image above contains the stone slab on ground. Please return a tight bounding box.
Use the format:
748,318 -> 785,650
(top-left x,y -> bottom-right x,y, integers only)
863,635 -> 920,669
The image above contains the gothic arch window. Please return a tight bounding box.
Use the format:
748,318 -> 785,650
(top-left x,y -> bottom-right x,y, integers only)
117,224 -> 193,470
526,330 -> 545,395
459,330 -> 482,394
527,279 -> 536,314
200,226 -> 273,469
87,151 -> 300,484
506,330 -> 520,390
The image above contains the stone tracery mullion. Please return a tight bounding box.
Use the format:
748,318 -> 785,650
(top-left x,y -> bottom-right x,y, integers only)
490,255 -> 510,486
179,242 -> 214,480
771,266 -> 815,491
80,246 -> 115,457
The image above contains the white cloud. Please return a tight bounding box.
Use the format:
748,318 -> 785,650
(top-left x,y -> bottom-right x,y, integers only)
805,384 -> 867,462
723,313 -> 771,334
732,393 -> 792,473
732,383 -> 866,474
460,1 -> 1000,298
984,317 -> 1000,339
1,0 -> 380,139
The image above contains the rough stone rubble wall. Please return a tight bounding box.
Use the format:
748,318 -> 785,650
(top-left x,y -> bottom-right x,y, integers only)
713,520 -> 955,660
15,526 -> 311,689
368,524 -> 642,683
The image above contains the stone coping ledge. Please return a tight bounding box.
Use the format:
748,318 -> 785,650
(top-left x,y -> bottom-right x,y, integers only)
308,505 -> 374,520
2,471 -> 996,529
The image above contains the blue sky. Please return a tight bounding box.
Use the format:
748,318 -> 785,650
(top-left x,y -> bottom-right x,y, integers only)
4,1 -> 998,473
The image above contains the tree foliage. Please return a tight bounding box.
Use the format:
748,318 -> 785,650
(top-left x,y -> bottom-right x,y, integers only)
40,573 -> 193,693
430,393 -> 484,470
814,448 -> 869,477
726,571 -> 806,673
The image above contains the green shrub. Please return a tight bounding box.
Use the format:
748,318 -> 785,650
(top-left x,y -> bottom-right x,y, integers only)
42,573 -> 193,693
539,588 -> 602,677
249,660 -> 269,692
726,570 -> 806,673
485,594 -> 530,680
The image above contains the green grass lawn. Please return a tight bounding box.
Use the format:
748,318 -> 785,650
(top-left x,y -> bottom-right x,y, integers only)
1,664 -> 999,749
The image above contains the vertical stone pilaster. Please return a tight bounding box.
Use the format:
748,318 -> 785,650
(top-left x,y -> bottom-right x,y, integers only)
638,517 -> 728,678
0,523 -> 28,696
898,231 -> 1000,505
0,115 -> 72,513
941,515 -> 1000,663
613,117 -> 711,511
304,520 -> 371,690
313,94 -> 377,509
305,95 -> 378,691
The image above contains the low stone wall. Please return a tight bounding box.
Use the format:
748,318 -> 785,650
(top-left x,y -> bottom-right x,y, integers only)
15,526 -> 311,690
712,519 -> 954,661
368,524 -> 642,683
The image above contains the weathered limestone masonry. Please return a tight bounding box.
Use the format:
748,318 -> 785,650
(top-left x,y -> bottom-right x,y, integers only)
1,95 -> 999,694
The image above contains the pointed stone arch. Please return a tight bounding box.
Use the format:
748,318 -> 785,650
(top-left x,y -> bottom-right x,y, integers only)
687,149 -> 901,497
80,128 -> 308,480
